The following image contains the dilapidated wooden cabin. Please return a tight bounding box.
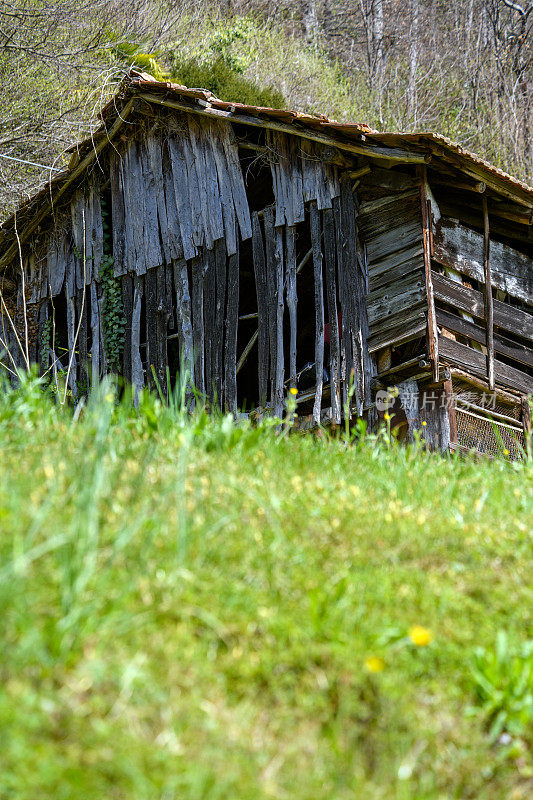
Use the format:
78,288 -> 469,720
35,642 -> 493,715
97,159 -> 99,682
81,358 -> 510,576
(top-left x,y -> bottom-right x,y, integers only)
1,73 -> 532,455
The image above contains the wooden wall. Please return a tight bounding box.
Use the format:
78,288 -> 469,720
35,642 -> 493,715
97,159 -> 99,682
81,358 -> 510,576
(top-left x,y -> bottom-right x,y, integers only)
2,112 -> 374,423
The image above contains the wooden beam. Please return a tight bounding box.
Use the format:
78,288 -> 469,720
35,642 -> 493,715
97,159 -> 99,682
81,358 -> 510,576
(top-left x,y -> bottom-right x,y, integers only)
138,92 -> 429,164
439,335 -> 533,395
521,396 -> 532,440
437,308 -> 533,369
432,271 -> 533,342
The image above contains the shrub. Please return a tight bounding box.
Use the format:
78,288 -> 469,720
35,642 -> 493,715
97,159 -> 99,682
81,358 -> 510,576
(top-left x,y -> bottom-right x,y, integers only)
170,55 -> 285,108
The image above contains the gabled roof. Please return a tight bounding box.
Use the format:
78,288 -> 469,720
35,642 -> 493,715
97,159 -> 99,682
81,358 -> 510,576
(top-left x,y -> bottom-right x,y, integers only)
1,72 -> 532,274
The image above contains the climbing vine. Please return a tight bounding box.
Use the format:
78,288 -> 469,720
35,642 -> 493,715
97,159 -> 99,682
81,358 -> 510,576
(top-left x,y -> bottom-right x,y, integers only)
100,196 -> 125,373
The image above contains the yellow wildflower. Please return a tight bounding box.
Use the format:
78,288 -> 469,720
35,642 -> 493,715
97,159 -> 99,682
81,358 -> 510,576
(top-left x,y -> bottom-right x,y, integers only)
289,387 -> 298,396
408,625 -> 433,647
503,448 -> 510,456
365,656 -> 385,673
384,412 -> 391,421
422,420 -> 427,427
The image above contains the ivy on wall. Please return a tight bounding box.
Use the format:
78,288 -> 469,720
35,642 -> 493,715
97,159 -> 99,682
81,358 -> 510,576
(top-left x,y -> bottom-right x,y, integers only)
100,195 -> 125,373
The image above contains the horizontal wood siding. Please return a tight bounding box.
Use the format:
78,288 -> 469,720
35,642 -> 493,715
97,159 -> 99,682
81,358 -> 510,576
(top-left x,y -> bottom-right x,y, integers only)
359,190 -> 428,353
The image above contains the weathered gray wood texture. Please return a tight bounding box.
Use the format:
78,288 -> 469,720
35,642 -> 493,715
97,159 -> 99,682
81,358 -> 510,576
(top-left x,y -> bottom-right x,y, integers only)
433,216 -> 533,304
358,189 -> 428,354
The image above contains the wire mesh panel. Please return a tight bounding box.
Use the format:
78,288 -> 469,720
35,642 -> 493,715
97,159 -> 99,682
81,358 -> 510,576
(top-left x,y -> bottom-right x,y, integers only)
455,408 -> 525,459
452,378 -> 526,459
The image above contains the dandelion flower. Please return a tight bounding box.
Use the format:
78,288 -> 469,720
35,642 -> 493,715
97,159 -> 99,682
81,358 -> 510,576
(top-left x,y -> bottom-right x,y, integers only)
503,448 -> 510,456
408,625 -> 433,647
422,420 -> 427,427
365,656 -> 385,673
289,387 -> 298,396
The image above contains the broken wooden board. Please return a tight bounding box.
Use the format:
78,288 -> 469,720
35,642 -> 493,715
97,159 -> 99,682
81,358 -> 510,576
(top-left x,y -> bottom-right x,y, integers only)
433,217 -> 533,304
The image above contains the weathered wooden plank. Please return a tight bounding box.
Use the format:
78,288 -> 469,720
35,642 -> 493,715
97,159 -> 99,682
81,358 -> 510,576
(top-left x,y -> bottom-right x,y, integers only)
211,131 -> 238,257
65,237 -> 76,299
144,266 -> 158,390
436,308 -> 533,369
300,139 -> 317,204
219,124 -> 252,241
432,271 -> 533,341
76,288 -> 88,391
420,173 -> 439,381
366,272 -> 426,323
359,189 -> 421,218
139,138 -> 163,272
38,301 -> 49,376
89,186 -> 103,284
369,248 -> 425,291
70,190 -> 86,289
173,258 -> 194,389
273,225 -> 285,417
322,208 -> 341,424
168,133 -> 197,261
333,194 -> 350,408
166,262 -> 175,330
365,220 -> 423,263
397,378 -> 420,441
439,335 -> 533,395
47,237 -> 66,297
66,294 -> 78,398
483,197 -> 495,390
199,118 -> 225,245
268,131 -> 290,227
120,143 -> 138,274
356,239 -> 375,417
285,225 -> 298,393
155,263 -> 168,398
121,274 -> 133,384
146,131 -> 171,264
110,147 -> 127,277
90,282 -> 100,383
368,315 -> 427,353
360,167 -> 420,192
126,139 -> 147,275
161,138 -> 184,262
213,240 -> 227,405
224,234 -> 240,412
131,274 -> 144,402
187,116 -> 211,249
315,151 -> 332,211
339,177 -> 364,415
433,216 -> 533,304
191,255 -> 205,396
252,212 -> 269,405
204,247 -> 216,400
310,201 -> 324,424
289,136 -> 305,225
263,205 -> 277,402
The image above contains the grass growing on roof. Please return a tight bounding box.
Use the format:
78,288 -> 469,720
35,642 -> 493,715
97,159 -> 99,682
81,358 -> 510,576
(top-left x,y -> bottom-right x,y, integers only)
0,374 -> 532,799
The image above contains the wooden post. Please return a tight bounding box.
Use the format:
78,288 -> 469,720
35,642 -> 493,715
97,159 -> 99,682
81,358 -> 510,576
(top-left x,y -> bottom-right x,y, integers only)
483,196 -> 495,391
443,378 -> 458,447
285,225 -> 298,392
522,395 -> 532,441
419,167 -> 439,382
310,201 -> 324,425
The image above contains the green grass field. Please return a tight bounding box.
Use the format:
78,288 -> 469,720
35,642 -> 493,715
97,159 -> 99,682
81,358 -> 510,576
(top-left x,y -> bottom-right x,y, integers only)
0,376 -> 532,799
